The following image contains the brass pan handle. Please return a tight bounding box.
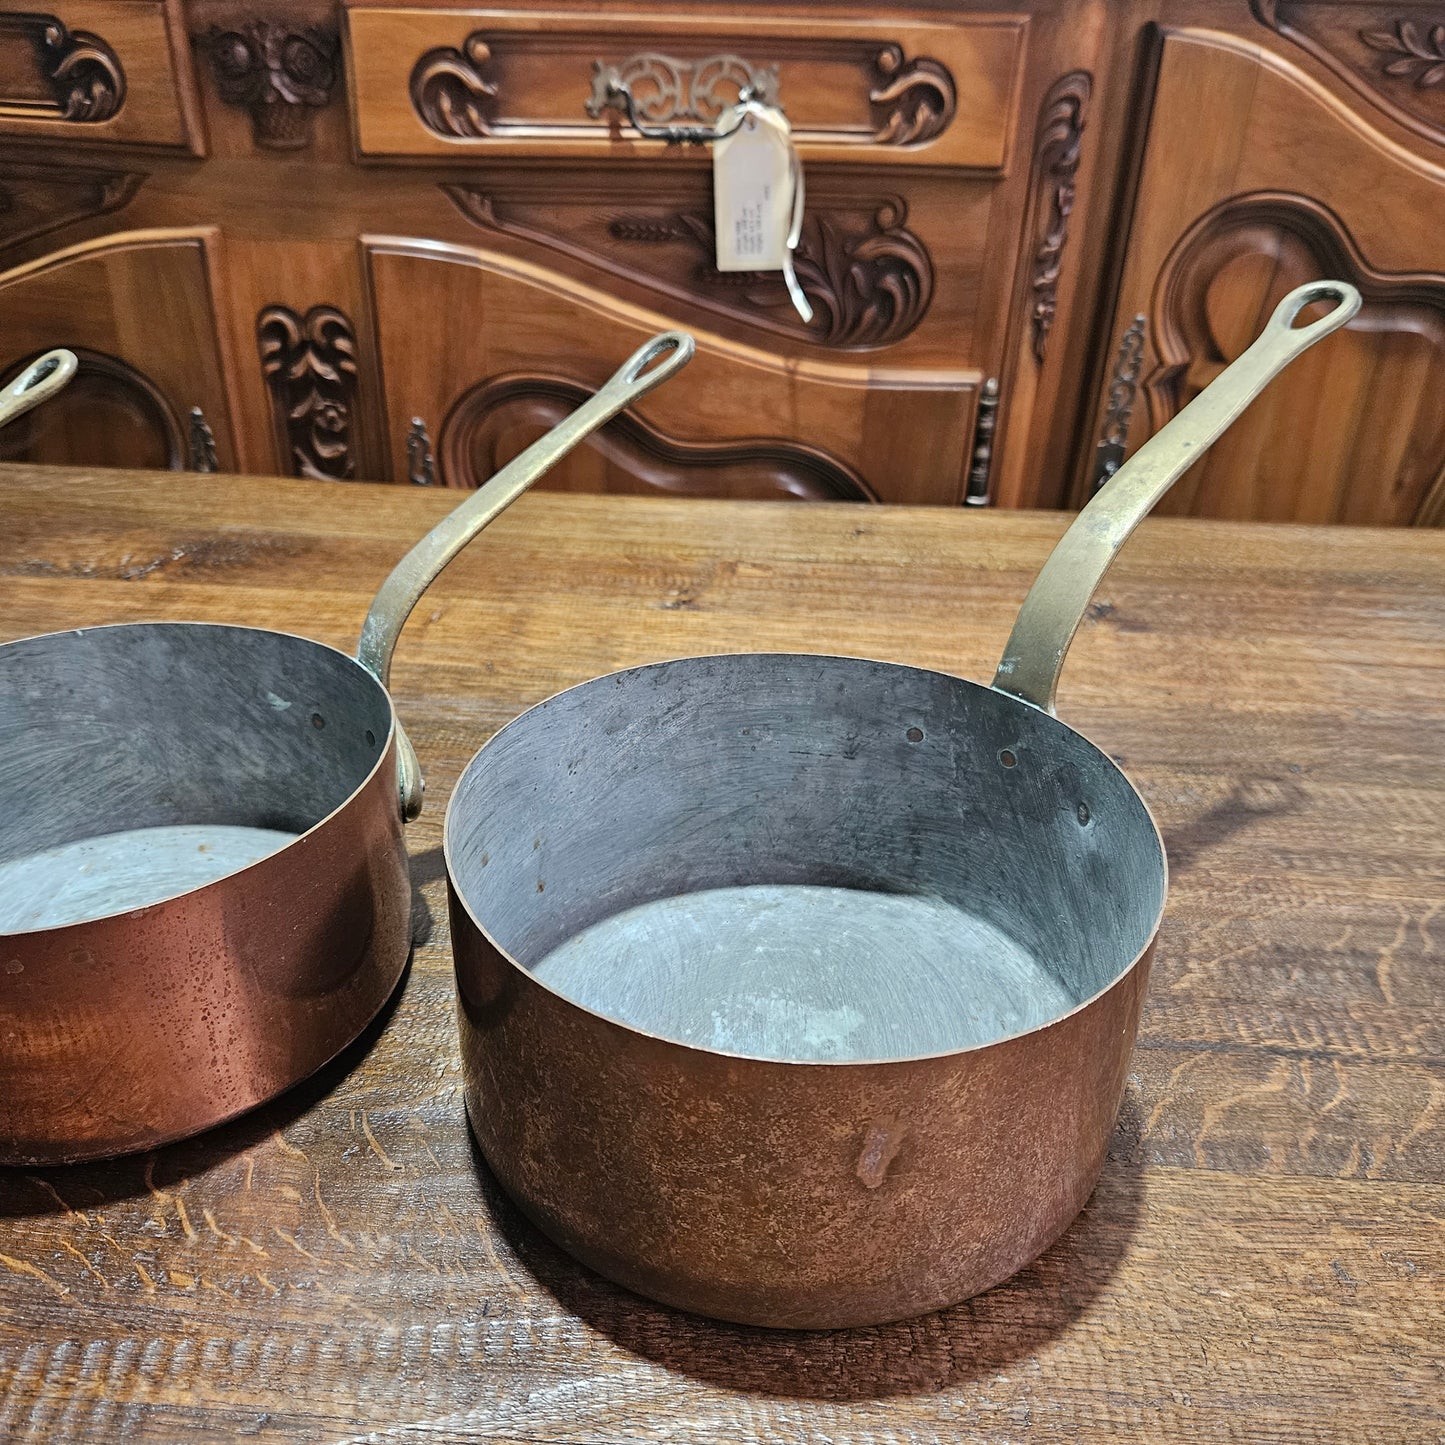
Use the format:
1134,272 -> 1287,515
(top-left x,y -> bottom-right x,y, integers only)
992,281 -> 1361,714
0,349 -> 77,429
357,330 -> 695,819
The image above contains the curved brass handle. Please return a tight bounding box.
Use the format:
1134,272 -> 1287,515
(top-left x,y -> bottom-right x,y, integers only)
992,281 -> 1361,714
357,330 -> 695,819
0,350 -> 78,429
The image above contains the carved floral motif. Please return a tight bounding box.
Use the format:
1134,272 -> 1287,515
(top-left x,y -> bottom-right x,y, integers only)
609,201 -> 932,346
256,305 -> 357,481
200,22 -> 340,149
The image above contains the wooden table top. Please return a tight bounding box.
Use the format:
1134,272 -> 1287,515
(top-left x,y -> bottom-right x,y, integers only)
0,463 -> 1441,1444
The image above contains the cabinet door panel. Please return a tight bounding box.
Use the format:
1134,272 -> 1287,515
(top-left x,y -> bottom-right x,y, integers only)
0,232 -> 236,471
1094,29 -> 1445,525
365,238 -> 975,505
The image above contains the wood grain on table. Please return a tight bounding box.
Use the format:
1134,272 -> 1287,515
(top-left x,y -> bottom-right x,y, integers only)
0,464 -> 1441,1444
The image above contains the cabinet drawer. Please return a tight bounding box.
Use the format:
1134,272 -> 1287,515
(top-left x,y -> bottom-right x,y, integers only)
0,1 -> 198,149
346,6 -> 1025,169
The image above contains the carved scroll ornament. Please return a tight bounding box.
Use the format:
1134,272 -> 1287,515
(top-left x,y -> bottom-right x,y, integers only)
1028,72 -> 1092,364
257,305 -> 358,481
869,44 -> 956,145
410,32 -> 497,137
0,14 -> 125,122
444,184 -> 932,349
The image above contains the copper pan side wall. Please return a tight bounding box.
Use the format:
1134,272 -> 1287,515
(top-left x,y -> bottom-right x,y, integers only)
453,893 -> 1154,1330
0,743 -> 410,1166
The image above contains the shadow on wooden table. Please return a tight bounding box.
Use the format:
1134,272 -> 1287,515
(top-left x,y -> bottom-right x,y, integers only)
473,1093 -> 1147,1401
0,957 -> 411,1215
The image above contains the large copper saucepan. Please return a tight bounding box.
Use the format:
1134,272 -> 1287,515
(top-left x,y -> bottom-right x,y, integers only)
0,333 -> 693,1165
443,282 -> 1361,1328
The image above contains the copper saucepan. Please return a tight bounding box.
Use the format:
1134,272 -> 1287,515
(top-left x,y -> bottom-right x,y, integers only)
441,282 -> 1362,1328
0,333 -> 693,1165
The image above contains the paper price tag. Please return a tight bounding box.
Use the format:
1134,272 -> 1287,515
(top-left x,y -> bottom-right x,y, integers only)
712,100 -> 813,322
712,105 -> 793,272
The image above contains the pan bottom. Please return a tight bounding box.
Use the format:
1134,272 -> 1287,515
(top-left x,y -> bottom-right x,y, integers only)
0,824 -> 297,932
529,884 -> 1072,1062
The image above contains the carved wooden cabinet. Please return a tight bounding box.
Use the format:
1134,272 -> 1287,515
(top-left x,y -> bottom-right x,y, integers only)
0,0 -> 1441,521
1075,2 -> 1445,524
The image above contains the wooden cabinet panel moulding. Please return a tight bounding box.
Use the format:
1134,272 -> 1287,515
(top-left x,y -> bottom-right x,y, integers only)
345,8 -> 1025,169
442,183 -> 934,350
0,1 -> 201,149
1253,1 -> 1445,148
1094,30 -> 1445,526
0,161 -> 143,257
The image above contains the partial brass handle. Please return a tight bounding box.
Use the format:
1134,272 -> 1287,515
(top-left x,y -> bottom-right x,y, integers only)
357,330 -> 695,819
993,281 -> 1361,714
0,349 -> 78,429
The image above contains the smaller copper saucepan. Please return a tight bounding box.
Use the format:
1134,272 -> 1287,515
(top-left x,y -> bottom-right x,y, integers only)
0,334 -> 693,1165
440,282 -> 1361,1327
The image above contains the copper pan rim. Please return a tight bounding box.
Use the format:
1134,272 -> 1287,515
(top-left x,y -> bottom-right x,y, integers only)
0,619 -> 399,941
443,648 -> 1169,1071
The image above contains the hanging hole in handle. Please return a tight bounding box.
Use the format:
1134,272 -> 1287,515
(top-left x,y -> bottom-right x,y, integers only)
1273,280 -> 1362,335
624,333 -> 684,384
618,331 -> 695,387
20,356 -> 61,392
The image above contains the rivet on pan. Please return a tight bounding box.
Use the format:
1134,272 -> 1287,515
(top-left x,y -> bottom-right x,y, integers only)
311,713 -> 326,729
1077,802 -> 1091,825
999,748 -> 1018,768
905,727 -> 924,743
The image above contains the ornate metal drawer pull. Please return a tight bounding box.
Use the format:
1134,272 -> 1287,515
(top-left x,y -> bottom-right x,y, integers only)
187,407 -> 218,472
965,378 -> 999,506
585,52 -> 779,145
407,418 -> 436,485
1092,315 -> 1147,493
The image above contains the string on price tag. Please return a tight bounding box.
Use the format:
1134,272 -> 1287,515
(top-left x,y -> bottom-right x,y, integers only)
711,98 -> 813,324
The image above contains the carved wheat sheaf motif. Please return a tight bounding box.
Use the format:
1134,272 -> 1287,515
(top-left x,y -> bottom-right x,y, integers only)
443,185 -> 933,348
256,305 -> 358,481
